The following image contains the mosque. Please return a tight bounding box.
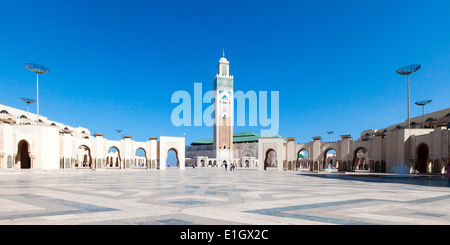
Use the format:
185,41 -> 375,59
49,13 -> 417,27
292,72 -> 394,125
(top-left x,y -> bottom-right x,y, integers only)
0,52 -> 449,175
185,53 -> 450,175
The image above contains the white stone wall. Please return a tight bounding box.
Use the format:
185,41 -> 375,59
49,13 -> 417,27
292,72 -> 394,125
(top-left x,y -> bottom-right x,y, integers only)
0,104 -> 185,170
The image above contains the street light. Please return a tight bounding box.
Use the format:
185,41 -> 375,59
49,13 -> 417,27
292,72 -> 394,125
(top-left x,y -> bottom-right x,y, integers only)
396,64 -> 421,129
20,97 -> 36,119
115,129 -> 122,141
25,63 -> 49,123
415,100 -> 432,128
326,131 -> 334,142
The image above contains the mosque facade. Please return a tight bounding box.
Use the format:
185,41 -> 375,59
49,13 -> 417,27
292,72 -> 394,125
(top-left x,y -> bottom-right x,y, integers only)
186,53 -> 450,175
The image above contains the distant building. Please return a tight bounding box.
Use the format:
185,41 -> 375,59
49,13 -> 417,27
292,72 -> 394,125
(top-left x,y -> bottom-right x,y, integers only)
186,132 -> 261,168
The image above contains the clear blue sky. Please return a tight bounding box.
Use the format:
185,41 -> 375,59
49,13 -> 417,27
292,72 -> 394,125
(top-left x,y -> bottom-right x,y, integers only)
1,0 -> 449,146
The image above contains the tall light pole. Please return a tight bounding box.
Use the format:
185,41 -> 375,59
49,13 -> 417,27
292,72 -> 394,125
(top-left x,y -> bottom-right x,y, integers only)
25,63 -> 49,123
326,131 -> 334,142
415,100 -> 432,128
20,98 -> 36,119
115,129 -> 122,141
396,64 -> 421,129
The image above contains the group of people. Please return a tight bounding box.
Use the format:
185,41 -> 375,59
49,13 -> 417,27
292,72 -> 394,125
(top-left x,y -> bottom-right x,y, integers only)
192,162 -> 237,171
224,162 -> 236,171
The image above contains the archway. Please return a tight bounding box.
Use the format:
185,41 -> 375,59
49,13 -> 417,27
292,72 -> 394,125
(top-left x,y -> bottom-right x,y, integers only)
264,149 -> 277,170
107,146 -> 121,168
416,144 -> 429,173
166,148 -> 179,168
77,145 -> 92,168
135,148 -> 147,168
297,149 -> 309,169
17,140 -> 31,169
353,148 -> 368,170
323,148 -> 337,170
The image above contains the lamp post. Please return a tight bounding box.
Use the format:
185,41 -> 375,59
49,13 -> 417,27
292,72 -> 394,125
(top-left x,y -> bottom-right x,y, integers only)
115,129 -> 122,141
20,97 -> 36,119
326,131 -> 334,142
415,100 -> 432,128
396,64 -> 421,129
25,63 -> 49,123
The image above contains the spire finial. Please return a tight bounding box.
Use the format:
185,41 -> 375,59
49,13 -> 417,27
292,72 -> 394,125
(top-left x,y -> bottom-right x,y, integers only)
222,49 -> 225,57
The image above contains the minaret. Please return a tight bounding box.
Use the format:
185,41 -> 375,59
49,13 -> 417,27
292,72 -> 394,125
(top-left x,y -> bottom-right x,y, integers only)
213,50 -> 234,165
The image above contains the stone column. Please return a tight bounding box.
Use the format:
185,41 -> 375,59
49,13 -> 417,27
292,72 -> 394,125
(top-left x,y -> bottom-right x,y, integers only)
286,137 -> 295,170
340,135 -> 352,171
149,137 -> 158,169
373,132 -> 385,172
123,135 -> 132,169
311,136 -> 322,171
93,133 -> 104,169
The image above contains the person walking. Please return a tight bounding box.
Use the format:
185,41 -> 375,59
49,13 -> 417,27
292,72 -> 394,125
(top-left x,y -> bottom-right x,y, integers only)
225,162 -> 228,171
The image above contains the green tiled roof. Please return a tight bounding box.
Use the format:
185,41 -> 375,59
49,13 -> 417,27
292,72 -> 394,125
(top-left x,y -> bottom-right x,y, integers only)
191,132 -> 261,145
190,138 -> 214,145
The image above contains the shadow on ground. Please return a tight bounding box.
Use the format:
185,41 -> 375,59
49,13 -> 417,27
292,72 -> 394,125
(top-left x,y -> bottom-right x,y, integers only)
301,172 -> 450,187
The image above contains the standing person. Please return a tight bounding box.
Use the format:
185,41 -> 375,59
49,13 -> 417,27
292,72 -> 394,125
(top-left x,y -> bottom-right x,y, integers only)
225,162 -> 228,171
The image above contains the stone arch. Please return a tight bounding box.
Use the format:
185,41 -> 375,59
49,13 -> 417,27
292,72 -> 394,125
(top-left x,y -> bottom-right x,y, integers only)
17,140 -> 31,169
159,136 -> 185,169
134,147 -> 147,168
241,150 -> 254,158
415,143 -> 429,173
297,149 -> 309,169
353,147 -> 368,171
264,148 -> 277,170
166,148 -> 179,168
323,148 -> 337,170
77,145 -> 92,168
107,146 -> 121,168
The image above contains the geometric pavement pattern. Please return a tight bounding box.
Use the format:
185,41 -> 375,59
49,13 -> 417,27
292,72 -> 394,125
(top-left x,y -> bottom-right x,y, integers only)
0,168 -> 449,225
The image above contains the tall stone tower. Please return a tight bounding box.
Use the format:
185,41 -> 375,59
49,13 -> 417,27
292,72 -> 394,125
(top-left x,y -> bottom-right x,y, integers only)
213,51 -> 234,165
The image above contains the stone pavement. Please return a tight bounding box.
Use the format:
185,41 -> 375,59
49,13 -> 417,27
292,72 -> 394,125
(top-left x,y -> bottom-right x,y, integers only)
0,168 -> 449,225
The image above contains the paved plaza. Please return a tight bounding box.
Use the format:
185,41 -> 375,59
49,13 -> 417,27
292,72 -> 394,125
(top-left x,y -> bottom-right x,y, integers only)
0,168 -> 449,225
